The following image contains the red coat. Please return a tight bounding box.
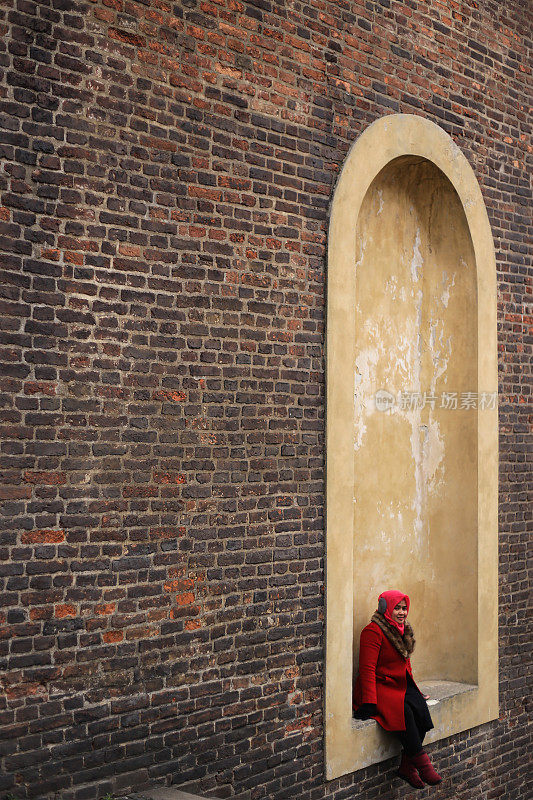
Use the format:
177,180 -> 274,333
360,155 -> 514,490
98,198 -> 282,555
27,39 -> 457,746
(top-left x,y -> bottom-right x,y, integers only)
353,621 -> 418,731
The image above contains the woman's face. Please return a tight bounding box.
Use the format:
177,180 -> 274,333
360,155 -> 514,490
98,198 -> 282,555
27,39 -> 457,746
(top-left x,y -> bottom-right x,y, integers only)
391,599 -> 408,624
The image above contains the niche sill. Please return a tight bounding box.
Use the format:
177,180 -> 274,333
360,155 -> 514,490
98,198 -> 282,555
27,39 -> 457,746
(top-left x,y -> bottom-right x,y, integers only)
337,680 -> 480,777
325,675 -> 495,779
351,680 -> 477,732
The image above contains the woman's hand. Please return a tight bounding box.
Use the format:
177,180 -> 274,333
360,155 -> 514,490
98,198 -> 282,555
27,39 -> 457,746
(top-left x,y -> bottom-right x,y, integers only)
354,703 -> 377,720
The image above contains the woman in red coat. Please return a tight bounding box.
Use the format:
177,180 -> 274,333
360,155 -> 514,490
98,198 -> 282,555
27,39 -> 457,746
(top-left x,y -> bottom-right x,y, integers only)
353,590 -> 442,789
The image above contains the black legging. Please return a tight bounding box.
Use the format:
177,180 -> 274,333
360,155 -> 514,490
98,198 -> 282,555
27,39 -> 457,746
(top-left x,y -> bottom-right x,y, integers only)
395,699 -> 427,755
393,674 -> 434,756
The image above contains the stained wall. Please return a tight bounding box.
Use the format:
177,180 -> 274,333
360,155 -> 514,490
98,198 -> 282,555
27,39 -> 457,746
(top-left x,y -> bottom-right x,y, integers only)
352,156 -> 478,683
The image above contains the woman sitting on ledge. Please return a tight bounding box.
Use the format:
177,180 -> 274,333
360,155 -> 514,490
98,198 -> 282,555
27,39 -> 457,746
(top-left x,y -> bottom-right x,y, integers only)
353,590 -> 442,789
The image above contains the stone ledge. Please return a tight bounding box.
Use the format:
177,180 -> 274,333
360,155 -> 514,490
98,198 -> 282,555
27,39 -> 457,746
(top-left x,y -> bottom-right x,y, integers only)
352,679 -> 477,731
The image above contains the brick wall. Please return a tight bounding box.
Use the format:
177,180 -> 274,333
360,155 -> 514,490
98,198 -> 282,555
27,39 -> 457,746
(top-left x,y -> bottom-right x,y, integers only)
0,0 -> 530,798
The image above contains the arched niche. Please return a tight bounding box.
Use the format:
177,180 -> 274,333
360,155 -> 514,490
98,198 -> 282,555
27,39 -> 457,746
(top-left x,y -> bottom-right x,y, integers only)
325,115 -> 498,780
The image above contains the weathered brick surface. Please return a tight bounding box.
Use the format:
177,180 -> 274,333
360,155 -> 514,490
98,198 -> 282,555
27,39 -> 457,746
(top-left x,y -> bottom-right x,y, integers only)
0,0 -> 530,799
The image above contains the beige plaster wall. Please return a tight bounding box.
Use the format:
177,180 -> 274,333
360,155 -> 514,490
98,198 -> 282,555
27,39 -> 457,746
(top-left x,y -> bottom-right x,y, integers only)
325,115 -> 498,780
352,157 -> 478,684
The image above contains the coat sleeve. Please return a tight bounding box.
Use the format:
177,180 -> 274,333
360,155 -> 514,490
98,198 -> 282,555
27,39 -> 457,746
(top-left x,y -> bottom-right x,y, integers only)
357,624 -> 382,705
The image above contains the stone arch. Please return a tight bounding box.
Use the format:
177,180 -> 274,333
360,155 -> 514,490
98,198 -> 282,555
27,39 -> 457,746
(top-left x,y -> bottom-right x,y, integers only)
325,115 -> 498,779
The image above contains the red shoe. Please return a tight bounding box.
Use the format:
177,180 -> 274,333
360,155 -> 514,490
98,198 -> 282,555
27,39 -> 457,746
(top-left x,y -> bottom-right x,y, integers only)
411,750 -> 443,785
397,751 -> 425,789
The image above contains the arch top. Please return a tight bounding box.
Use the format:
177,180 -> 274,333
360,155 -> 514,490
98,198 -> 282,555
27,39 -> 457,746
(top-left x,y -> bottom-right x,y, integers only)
328,114 -> 497,375
330,114 -> 492,264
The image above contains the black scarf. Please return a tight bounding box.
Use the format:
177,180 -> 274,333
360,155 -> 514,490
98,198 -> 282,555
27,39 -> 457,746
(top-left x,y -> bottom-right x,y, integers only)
371,611 -> 415,658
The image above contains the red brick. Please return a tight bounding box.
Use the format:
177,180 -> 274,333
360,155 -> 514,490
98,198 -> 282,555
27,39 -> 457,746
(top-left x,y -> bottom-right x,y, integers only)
23,472 -> 67,485
22,530 -> 65,544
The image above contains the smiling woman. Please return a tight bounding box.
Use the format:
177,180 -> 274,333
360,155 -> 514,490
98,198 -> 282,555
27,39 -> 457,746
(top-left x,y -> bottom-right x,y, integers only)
325,114 -> 499,780
389,599 -> 407,626
353,591 -> 441,789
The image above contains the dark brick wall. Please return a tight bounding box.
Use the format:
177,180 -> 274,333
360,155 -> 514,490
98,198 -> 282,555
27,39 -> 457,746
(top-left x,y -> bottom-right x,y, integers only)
0,0 -> 530,798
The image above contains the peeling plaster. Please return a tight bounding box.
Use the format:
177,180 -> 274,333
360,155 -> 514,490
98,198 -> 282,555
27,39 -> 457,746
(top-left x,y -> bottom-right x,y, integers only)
350,161 -> 473,568
410,228 -> 423,282
441,270 -> 455,308
354,347 -> 380,451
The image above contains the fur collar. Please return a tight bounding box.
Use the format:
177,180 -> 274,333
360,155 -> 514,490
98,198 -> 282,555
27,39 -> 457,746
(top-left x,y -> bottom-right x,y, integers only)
371,612 -> 415,658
